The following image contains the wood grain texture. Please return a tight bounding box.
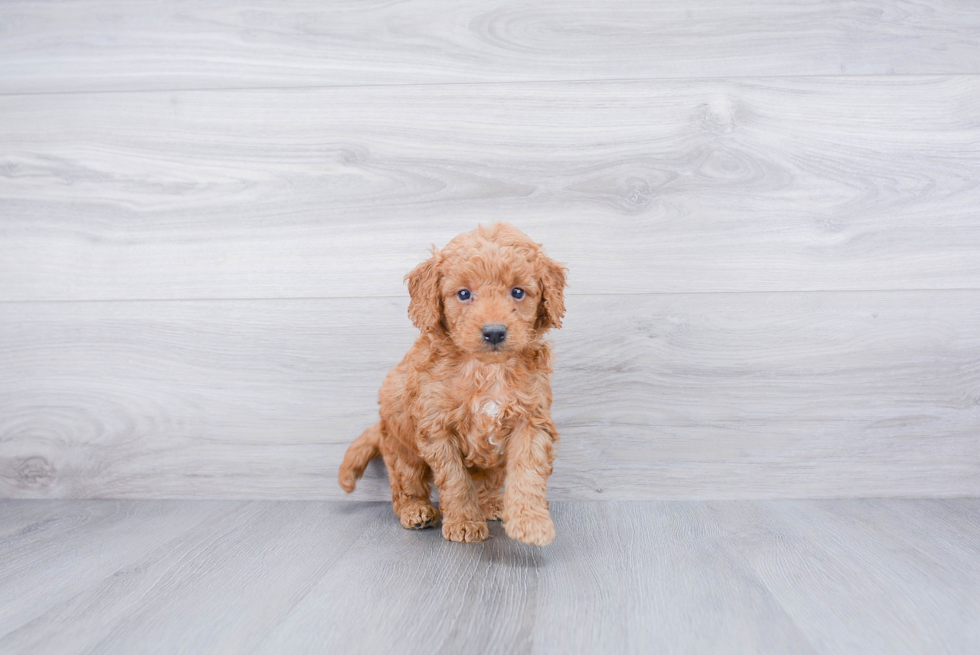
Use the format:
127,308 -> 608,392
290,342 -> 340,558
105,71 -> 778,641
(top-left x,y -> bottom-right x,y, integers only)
1,77 -> 979,301
3,1 -> 978,511
254,501 -> 813,655
2,292 -> 977,500
529,502 -> 815,654
0,500 -> 239,635
2,499 -> 979,654
705,500 -> 980,654
0,501 -> 389,655
1,0 -> 978,94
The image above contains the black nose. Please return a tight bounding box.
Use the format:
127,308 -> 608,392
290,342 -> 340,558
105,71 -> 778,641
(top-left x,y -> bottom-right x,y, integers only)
482,324 -> 507,346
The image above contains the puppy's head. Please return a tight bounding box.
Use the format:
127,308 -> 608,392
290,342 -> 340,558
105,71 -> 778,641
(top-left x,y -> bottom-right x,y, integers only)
406,223 -> 567,362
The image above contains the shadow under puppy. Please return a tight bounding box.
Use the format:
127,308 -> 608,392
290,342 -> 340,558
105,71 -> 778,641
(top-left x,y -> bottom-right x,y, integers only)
339,223 -> 567,545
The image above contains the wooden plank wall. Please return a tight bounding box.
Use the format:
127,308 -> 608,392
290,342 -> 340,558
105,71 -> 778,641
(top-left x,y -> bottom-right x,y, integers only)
1,0 -> 978,499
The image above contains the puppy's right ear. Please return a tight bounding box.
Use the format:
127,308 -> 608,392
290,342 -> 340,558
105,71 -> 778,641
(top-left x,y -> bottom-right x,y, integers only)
405,252 -> 443,333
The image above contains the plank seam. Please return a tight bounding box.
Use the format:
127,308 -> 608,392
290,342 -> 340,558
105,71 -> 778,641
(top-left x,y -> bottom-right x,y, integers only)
3,287 -> 980,306
1,73 -> 979,98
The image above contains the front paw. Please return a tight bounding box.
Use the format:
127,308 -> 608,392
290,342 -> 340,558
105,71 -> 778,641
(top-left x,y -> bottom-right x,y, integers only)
442,520 -> 490,543
504,511 -> 555,546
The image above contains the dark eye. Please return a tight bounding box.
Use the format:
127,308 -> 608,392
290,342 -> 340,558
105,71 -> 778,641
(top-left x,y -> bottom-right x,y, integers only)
511,287 -> 525,300
456,289 -> 471,301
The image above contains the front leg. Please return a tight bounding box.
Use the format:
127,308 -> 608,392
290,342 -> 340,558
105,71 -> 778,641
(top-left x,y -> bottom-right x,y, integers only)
418,434 -> 489,543
503,419 -> 557,546
472,467 -> 505,521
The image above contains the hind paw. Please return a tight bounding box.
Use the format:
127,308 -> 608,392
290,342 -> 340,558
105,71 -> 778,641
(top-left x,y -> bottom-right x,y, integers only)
480,493 -> 505,521
398,503 -> 439,529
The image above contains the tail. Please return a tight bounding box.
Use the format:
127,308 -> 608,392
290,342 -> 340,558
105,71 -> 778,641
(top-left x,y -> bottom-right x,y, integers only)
338,422 -> 382,493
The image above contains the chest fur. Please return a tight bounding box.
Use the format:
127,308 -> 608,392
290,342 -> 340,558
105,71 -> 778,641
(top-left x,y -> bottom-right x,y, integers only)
452,362 -> 518,469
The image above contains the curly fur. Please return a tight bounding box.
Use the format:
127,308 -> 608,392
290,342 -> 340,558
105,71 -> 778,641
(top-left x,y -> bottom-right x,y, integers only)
339,223 -> 567,545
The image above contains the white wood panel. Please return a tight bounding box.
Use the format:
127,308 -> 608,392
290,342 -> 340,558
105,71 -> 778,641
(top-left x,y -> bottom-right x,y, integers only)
1,292 -> 977,500
1,77 -> 979,301
1,0 -> 978,94
2,499 -> 979,654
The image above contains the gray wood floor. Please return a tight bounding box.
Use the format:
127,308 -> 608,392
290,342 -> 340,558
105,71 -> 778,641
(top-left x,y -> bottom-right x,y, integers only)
1,499 -> 978,654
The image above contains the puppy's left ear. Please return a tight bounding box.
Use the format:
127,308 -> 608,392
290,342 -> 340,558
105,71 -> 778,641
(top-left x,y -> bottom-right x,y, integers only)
535,252 -> 567,331
405,252 -> 444,333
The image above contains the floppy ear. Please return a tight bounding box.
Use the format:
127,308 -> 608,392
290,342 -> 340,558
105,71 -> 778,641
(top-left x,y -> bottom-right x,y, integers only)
535,252 -> 567,331
405,252 -> 444,333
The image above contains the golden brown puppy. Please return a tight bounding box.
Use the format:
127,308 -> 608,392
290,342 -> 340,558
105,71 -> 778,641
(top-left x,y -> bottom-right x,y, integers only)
338,223 -> 567,545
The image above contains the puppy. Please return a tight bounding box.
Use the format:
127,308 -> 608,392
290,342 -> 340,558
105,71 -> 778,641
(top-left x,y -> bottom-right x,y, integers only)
338,223 -> 567,545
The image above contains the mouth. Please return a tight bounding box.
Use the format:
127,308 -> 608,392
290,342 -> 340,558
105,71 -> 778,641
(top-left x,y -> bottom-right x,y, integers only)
478,343 -> 511,358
